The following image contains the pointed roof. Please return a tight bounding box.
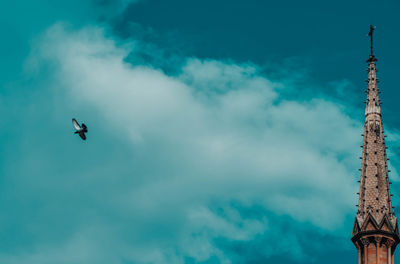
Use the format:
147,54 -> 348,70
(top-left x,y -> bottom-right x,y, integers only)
352,26 -> 398,239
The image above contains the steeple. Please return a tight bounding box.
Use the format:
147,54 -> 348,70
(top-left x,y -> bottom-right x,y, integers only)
352,25 -> 399,264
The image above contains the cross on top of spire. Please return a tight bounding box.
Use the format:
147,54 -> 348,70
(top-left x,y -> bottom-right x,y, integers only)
367,25 -> 377,62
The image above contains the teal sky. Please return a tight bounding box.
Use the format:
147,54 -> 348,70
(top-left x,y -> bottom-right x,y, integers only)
0,1 -> 400,263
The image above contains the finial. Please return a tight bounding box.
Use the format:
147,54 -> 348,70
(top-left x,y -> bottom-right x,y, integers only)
367,25 -> 377,62
368,25 -> 375,55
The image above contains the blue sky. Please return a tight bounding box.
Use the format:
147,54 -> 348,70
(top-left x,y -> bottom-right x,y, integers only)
0,1 -> 400,263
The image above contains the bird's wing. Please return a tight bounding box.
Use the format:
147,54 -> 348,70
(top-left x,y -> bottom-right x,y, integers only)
79,132 -> 86,140
82,123 -> 87,131
72,118 -> 81,130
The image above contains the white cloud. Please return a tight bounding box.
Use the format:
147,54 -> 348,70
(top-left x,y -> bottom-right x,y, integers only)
14,24 -> 370,263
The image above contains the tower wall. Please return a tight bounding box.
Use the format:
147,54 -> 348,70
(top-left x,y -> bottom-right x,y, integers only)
356,238 -> 394,264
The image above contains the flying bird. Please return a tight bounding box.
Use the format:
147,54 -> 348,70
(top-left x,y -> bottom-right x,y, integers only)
72,118 -> 88,140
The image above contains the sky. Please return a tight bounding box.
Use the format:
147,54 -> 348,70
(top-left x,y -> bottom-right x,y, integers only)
1,0 -> 400,263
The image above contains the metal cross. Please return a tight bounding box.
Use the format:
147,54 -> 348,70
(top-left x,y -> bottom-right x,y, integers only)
368,25 -> 376,56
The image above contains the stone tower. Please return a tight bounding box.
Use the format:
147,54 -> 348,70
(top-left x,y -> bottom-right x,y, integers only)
352,25 -> 399,264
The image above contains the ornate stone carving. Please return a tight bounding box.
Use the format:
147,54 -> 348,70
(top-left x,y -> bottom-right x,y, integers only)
369,121 -> 381,136
385,239 -> 394,248
361,238 -> 370,246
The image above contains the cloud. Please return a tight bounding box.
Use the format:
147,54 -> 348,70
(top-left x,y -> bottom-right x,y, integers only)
0,24 -> 368,263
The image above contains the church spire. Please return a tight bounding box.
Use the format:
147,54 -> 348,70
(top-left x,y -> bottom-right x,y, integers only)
352,25 -> 399,264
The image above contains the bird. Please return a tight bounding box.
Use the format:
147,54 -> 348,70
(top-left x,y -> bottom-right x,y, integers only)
72,118 -> 88,140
